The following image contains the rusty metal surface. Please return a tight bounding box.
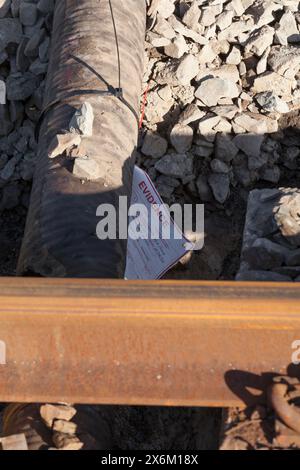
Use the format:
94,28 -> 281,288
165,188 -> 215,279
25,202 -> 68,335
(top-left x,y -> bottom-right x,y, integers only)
17,0 -> 146,278
0,278 -> 300,407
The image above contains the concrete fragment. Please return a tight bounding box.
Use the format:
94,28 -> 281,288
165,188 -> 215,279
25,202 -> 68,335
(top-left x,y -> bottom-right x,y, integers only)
53,419 -> 77,435
73,156 -> 104,181
52,433 -> 83,451
69,102 -> 94,137
48,133 -> 81,159
40,404 -> 77,428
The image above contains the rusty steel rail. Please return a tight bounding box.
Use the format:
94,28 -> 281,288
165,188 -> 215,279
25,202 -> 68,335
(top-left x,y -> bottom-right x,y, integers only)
0,278 -> 300,407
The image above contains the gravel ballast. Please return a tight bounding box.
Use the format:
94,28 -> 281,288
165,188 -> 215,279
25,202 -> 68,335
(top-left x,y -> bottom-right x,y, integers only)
1,0 -> 300,449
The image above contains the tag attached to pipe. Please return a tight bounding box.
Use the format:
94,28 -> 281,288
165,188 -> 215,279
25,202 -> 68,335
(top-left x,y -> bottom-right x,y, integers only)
125,166 -> 194,280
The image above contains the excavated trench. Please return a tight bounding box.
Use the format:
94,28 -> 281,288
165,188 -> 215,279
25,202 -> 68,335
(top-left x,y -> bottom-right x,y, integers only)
1,0 -> 300,450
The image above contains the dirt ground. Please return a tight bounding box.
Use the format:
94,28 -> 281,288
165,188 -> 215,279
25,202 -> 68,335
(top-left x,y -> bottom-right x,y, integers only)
101,405 -> 222,450
0,207 -> 27,277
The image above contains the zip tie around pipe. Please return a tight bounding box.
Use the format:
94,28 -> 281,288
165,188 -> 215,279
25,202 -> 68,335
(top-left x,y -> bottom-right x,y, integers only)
35,0 -> 143,140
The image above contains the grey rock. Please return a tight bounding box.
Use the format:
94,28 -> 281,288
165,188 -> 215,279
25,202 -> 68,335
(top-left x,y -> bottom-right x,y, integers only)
233,134 -> 264,158
155,182 -> 175,199
260,166 -> 280,183
274,191 -> 300,246
248,151 -> 268,171
268,45 -> 300,79
275,9 -> 300,45
0,153 -> 8,170
195,77 -> 240,107
0,182 -> 21,211
156,174 -> 180,188
0,0 -> 11,18
29,57 -> 48,75
236,270 -> 292,282
37,0 -> 55,14
170,123 -> 193,153
19,2 -> 38,26
215,133 -> 239,162
243,237 -> 288,270
211,105 -> 239,120
141,131 -> 168,158
6,72 -> 39,100
196,175 -> 213,202
176,54 -> 199,85
178,104 -> 204,126
0,18 -> 22,50
208,173 -> 230,204
164,34 -> 188,59
0,153 -> 22,181
19,151 -> 36,181
252,71 -> 294,98
39,36 -> 50,62
25,28 -> 47,58
210,158 -> 230,174
286,249 -> 300,267
155,153 -> 193,178
16,38 -> 30,72
182,0 -> 200,30
255,91 -> 289,113
73,157 -> 105,181
274,266 -> 300,279
11,0 -> 21,18
233,162 -> 257,188
0,104 -> 13,136
245,25 -> 274,56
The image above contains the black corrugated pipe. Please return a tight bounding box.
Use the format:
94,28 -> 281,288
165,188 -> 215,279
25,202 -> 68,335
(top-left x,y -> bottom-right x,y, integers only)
17,0 -> 146,278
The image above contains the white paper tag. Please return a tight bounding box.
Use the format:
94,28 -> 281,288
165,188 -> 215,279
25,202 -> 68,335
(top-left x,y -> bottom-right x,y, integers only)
125,166 -> 191,280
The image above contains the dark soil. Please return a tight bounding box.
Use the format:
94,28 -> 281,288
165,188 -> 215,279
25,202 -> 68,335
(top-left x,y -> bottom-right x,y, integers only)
0,206 -> 27,276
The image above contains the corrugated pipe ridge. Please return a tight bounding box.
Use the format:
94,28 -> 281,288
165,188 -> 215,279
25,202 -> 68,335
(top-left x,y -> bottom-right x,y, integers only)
17,0 -> 146,278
